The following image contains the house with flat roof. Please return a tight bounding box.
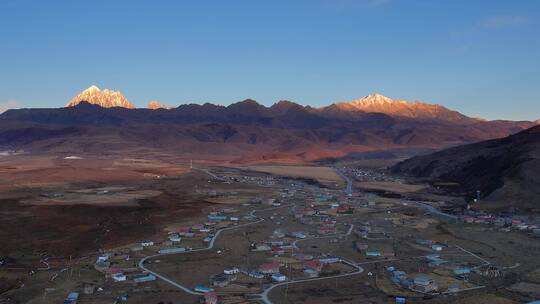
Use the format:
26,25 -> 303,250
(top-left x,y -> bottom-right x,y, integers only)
133,274 -> 156,283
63,292 -> 79,304
194,285 -> 214,293
271,273 -> 288,282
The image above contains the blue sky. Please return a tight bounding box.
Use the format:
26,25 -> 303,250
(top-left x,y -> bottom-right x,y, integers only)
1,0 -> 539,120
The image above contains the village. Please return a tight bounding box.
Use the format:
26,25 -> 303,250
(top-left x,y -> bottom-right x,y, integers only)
36,164 -> 540,304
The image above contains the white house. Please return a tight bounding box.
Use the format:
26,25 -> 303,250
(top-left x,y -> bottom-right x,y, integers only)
112,273 -> 127,282
96,254 -> 110,263
271,273 -> 288,282
141,240 -> 154,247
224,267 -> 240,275
431,244 -> 443,251
168,234 -> 181,242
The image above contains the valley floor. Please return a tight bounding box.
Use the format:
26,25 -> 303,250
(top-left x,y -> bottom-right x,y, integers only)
0,156 -> 539,304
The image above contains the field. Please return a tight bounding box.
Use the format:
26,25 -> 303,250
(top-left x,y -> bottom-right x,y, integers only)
240,165 -> 343,186
355,181 -> 427,193
345,158 -> 405,168
0,153 -> 191,192
0,153 -> 291,303
2,156 -> 540,304
21,188 -> 163,207
451,294 -> 518,304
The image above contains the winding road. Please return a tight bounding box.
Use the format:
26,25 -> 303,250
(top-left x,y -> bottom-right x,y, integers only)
137,168 -> 363,302
168,167 -> 480,303
137,204 -> 290,296
414,201 -> 458,220
257,258 -> 363,304
335,168 -> 353,194
256,223 -> 363,304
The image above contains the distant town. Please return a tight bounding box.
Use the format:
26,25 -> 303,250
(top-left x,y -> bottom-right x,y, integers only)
2,160 -> 535,304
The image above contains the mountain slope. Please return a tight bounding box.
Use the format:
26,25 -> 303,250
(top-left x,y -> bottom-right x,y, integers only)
0,99 -> 535,163
1,88 -> 537,164
392,125 -> 540,211
335,94 -> 477,123
66,85 -> 135,109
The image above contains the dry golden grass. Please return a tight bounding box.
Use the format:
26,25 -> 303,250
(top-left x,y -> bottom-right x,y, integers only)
241,165 -> 343,184
356,181 -> 427,193
0,154 -> 190,192
348,158 -> 405,168
21,189 -> 162,206
451,294 -> 518,304
389,214 -> 439,229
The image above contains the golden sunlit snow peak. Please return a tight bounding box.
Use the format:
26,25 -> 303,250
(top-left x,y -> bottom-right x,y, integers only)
66,86 -> 135,109
335,93 -> 475,122
147,101 -> 175,110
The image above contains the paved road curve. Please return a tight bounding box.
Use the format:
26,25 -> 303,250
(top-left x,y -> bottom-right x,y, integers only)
137,204 -> 291,296
256,223 -> 362,304
257,257 -> 363,304
414,201 -> 458,220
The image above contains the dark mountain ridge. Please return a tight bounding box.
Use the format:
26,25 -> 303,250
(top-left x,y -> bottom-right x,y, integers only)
0,98 -> 536,162
392,125 -> 540,211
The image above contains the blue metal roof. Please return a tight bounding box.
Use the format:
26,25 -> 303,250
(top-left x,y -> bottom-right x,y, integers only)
413,277 -> 434,284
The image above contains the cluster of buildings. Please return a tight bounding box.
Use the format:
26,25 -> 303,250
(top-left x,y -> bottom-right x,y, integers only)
386,266 -> 439,294
194,261 -> 288,299
341,166 -> 398,183
94,252 -> 157,285
354,222 -> 395,258
415,240 -> 476,275
194,255 -> 332,303
251,239 -> 293,254
354,240 -> 395,258
384,237 -> 484,296
213,172 -> 277,187
291,194 -> 358,235
136,207 -> 243,254
415,239 -> 446,252
460,212 -> 540,236
90,205 -> 249,294
203,255 -> 339,289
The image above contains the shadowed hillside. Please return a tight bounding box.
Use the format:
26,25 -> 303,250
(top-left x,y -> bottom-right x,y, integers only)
0,93 -> 536,163
392,125 -> 540,211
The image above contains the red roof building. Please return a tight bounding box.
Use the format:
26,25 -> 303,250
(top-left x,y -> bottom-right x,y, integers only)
337,205 -> 352,214
259,262 -> 280,274
178,226 -> 191,233
304,260 -> 323,272
204,291 -> 218,304
271,246 -> 285,255
317,227 -> 336,235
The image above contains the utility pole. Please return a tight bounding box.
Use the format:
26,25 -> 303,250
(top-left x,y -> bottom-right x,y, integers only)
285,279 -> 289,300
70,255 -> 73,278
